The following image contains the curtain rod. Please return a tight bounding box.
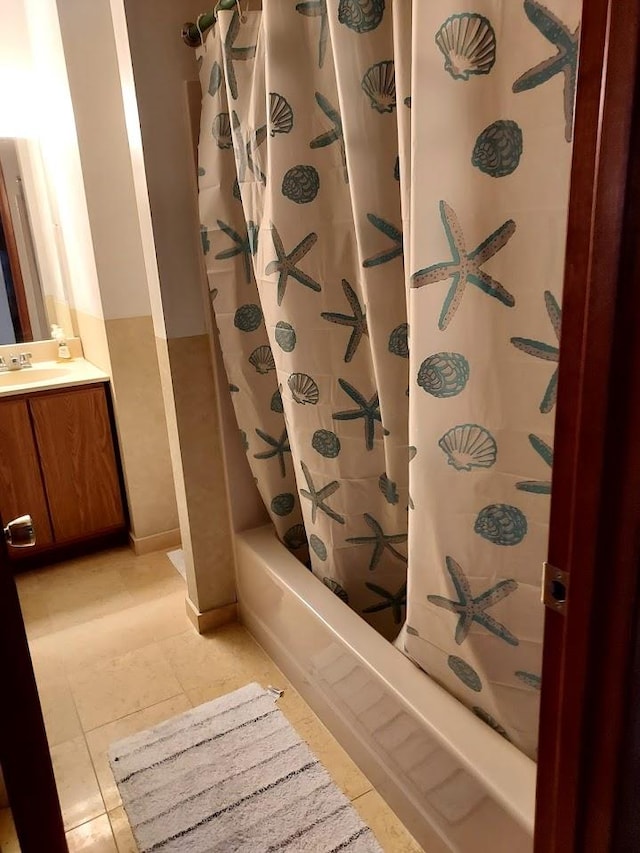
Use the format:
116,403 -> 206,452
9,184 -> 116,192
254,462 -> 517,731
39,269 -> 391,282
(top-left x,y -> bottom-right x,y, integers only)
182,0 -> 237,47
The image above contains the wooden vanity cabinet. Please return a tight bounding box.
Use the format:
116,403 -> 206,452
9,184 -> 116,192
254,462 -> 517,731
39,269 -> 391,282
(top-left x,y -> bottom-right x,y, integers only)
0,398 -> 54,550
0,383 -> 126,558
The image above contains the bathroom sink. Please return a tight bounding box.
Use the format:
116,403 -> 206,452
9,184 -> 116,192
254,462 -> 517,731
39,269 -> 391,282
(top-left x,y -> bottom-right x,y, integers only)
0,367 -> 72,385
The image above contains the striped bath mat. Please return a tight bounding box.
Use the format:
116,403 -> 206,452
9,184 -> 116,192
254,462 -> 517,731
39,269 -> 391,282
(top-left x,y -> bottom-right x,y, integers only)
109,682 -> 382,852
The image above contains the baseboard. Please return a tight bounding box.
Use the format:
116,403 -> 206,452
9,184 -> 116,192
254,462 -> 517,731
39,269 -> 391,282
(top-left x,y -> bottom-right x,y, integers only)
129,528 -> 181,555
185,597 -> 238,633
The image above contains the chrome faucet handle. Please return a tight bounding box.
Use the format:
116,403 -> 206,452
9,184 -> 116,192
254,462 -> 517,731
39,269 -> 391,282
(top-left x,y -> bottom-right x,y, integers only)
8,355 -> 20,371
0,356 -> 5,371
19,352 -> 33,368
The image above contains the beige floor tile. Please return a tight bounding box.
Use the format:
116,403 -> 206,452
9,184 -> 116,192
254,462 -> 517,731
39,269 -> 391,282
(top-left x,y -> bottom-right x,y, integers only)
27,632 -> 67,684
144,591 -> 191,642
108,807 -> 137,853
19,550 -> 422,848
14,565 -> 44,596
160,623 -> 275,692
50,736 -> 105,830
40,559 -> 136,633
69,643 -> 183,731
117,551 -> 185,601
0,808 -> 19,853
190,676 -> 312,728
276,686 -> 316,724
185,658 -> 291,709
15,572 -> 53,639
65,814 -> 117,852
293,714 -> 373,801
86,695 -> 191,811
36,591 -> 189,674
37,674 -> 83,746
352,790 -> 425,852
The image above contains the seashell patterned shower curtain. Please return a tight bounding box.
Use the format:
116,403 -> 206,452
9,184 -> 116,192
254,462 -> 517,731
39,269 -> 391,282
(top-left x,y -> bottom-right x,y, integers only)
198,0 -> 581,758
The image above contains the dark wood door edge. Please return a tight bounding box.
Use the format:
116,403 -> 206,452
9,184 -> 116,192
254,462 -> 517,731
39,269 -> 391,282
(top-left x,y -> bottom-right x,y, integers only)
0,521 -> 67,851
535,1 -> 640,850
582,40 -> 640,853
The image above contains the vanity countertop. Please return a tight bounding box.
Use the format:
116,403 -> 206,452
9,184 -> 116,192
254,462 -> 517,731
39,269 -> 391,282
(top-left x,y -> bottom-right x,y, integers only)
0,359 -> 109,398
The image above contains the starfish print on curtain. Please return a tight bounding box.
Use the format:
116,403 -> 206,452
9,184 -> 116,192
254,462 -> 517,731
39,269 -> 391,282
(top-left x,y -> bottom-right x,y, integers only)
427,556 -> 519,646
253,428 -> 291,477
362,213 -> 403,268
363,582 -> 407,624
295,0 -> 328,69
299,461 -> 345,525
215,219 -> 258,284
266,225 -> 321,306
411,201 -> 516,330
516,434 -> 553,494
346,513 -> 408,571
310,92 -> 348,182
332,379 -> 381,451
511,289 -> 561,413
231,112 -> 267,185
223,10 -> 257,100
321,279 -> 368,362
513,0 -> 580,143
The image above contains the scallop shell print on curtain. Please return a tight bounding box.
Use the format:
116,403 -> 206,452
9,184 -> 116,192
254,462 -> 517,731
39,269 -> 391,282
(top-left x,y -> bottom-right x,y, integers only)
198,3 -> 410,639
198,27 -> 305,557
405,0 -> 581,758
196,0 -> 582,757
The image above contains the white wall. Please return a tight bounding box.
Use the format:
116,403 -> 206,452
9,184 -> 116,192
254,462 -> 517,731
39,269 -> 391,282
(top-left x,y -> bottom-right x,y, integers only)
54,0 -> 152,322
0,0 -> 35,137
118,0 -> 209,341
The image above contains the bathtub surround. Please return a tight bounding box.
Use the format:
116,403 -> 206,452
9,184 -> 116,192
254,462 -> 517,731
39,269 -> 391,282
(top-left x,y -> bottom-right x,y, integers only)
109,682 -> 382,853
197,0 -> 581,758
236,526 -> 534,852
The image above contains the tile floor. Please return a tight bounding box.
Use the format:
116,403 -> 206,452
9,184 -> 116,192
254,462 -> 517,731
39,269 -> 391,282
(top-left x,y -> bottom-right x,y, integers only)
1,547 -> 423,852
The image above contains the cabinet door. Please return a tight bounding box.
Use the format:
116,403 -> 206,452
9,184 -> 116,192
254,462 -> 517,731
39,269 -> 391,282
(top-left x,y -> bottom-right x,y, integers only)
29,385 -> 125,542
0,398 -> 54,550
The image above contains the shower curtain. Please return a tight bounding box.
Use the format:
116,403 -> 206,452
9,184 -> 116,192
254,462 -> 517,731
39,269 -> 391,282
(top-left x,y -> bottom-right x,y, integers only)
198,0 -> 580,759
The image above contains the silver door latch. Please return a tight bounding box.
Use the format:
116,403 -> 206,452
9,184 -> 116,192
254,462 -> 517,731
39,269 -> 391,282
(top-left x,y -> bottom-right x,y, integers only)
3,515 -> 36,548
542,562 -> 569,614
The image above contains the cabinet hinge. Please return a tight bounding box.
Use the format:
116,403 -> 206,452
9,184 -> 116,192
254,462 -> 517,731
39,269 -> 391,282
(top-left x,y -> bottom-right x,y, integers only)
542,562 -> 569,614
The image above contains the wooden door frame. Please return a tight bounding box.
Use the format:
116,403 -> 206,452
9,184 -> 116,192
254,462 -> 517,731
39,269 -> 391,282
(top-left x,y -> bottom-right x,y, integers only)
0,158 -> 32,342
535,0 -> 640,850
0,514 -> 67,851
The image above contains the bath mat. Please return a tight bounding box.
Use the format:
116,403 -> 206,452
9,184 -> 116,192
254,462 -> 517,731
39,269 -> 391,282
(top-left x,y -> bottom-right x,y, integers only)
109,682 -> 382,852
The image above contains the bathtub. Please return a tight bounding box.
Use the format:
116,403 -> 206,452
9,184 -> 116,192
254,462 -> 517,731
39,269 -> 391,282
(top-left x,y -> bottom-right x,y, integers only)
235,525 -> 536,853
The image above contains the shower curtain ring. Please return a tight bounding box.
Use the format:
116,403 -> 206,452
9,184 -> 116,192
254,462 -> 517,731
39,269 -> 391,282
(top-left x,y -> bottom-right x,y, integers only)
195,12 -> 207,49
235,0 -> 248,23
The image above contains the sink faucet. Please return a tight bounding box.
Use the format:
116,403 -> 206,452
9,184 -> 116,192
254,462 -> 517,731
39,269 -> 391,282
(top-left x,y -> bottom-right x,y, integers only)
0,352 -> 33,372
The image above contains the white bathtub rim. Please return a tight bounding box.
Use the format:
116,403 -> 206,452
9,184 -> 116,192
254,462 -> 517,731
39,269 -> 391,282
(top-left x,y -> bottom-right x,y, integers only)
235,524 -> 536,837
